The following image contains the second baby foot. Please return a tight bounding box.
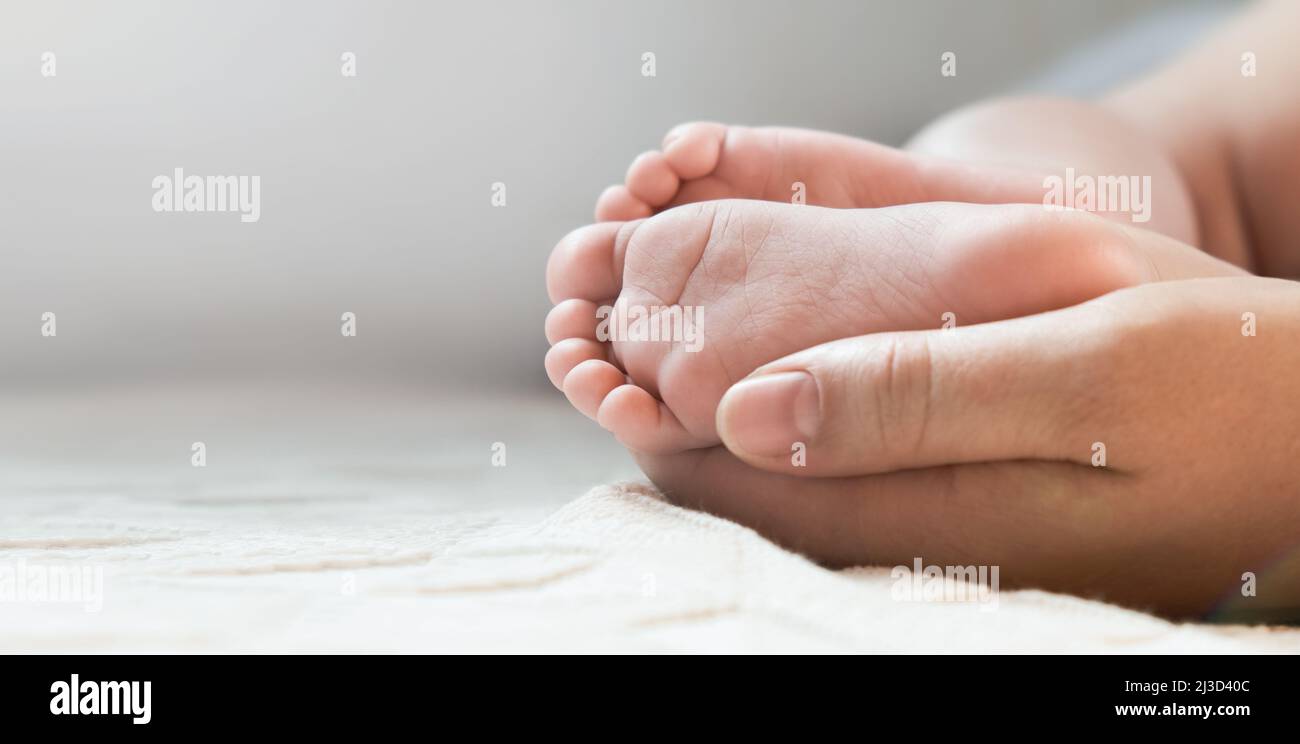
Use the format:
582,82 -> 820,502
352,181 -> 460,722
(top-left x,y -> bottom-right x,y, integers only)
594,122 -> 1050,221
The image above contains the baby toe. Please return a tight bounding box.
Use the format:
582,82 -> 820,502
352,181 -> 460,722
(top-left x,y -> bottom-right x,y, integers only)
625,151 -> 681,207
595,184 -> 652,222
545,299 -> 603,344
662,122 -> 727,180
562,359 -> 626,420
597,383 -> 715,454
546,222 -> 629,303
544,338 -> 608,390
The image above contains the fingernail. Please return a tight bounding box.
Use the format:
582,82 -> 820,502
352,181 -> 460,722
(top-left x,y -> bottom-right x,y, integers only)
719,371 -> 820,457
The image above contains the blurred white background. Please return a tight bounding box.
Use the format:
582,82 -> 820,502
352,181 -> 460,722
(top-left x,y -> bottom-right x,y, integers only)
0,0 -> 1233,394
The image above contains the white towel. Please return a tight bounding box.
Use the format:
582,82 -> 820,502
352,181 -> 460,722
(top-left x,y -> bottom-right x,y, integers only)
8,477 -> 1293,652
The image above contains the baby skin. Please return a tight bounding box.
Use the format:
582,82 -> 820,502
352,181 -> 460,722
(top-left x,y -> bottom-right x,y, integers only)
548,123 -> 1236,455
596,119 -> 1199,247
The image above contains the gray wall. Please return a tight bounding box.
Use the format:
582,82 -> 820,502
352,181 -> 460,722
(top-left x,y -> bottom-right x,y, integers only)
0,0 -> 1227,393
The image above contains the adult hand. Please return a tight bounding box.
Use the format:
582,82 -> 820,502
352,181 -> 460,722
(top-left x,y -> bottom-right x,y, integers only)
651,276 -> 1300,618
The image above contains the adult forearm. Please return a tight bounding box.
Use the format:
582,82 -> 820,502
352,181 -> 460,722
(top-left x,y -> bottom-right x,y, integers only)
1104,0 -> 1300,278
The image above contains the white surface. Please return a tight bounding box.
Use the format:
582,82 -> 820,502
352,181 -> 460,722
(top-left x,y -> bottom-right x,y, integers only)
2,384 -> 1297,652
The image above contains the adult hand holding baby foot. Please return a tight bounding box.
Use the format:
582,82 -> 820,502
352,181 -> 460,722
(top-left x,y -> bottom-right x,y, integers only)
546,0 -> 1300,622
546,195 -> 1276,618
546,198 -> 1237,453
691,273 -> 1300,619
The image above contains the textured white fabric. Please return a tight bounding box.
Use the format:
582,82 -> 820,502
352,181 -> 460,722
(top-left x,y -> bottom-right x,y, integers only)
2,386 -> 1296,652
5,480 -> 1299,652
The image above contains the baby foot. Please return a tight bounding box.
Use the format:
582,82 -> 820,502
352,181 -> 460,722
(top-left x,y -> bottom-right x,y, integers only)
593,122 -> 1047,222
546,200 -> 1152,454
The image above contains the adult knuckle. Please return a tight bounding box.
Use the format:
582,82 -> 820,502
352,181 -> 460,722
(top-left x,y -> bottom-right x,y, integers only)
862,334 -> 935,467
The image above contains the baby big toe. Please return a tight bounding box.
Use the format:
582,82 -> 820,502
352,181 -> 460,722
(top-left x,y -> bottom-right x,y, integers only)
546,221 -> 633,303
